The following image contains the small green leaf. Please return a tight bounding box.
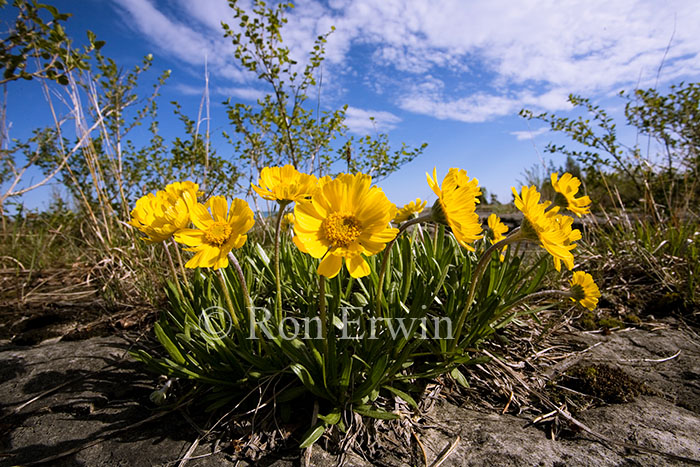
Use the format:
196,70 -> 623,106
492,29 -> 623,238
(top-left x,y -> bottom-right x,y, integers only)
353,406 -> 399,420
154,322 -> 186,364
299,422 -> 326,448
255,242 -> 270,265
384,385 -> 418,410
318,409 -> 341,425
450,368 -> 470,388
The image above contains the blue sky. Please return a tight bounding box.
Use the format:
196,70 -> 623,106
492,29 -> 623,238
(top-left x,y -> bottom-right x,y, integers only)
3,0 -> 700,210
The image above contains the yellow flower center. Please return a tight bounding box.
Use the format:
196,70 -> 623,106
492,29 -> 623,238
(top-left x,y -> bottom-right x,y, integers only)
204,221 -> 232,246
322,212 -> 362,248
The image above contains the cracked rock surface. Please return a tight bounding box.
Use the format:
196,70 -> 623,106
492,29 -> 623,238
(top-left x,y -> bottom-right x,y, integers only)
1,319 -> 699,466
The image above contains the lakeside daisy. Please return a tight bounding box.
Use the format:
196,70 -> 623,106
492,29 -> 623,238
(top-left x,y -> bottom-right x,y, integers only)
569,271 -> 601,310
252,165 -> 318,203
393,198 -> 427,224
293,173 -> 398,278
551,213 -> 582,271
512,185 -> 577,271
427,168 -> 483,250
174,196 -> 255,269
551,172 -> 591,217
487,213 -> 509,261
281,212 -> 295,230
129,181 -> 199,243
163,180 -> 201,204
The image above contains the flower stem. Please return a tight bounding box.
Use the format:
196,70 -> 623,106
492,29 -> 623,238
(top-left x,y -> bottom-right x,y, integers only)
228,252 -> 269,351
319,275 -> 328,358
375,214 -> 431,314
432,223 -> 439,255
451,228 -> 522,350
507,289 -> 570,311
401,225 -> 419,303
274,201 -> 290,323
228,252 -> 252,311
162,241 -> 183,298
171,238 -> 191,295
217,269 -> 239,329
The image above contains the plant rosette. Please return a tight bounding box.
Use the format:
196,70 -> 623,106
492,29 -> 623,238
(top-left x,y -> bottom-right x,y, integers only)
130,169 -> 599,448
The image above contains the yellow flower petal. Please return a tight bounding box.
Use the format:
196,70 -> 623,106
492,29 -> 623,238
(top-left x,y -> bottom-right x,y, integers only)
513,185 -> 579,270
252,165 -> 318,203
393,198 -> 427,223
487,213 -> 509,261
129,182 -> 195,243
318,254 -> 343,278
208,196 -> 229,222
174,229 -> 205,246
346,254 -> 371,278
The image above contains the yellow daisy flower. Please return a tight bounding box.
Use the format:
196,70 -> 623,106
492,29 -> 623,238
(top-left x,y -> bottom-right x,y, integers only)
512,185 -> 577,271
281,212 -> 295,230
129,181 -> 198,243
163,180 -> 200,203
174,196 -> 255,269
570,271 -> 601,310
293,173 -> 398,278
551,172 -> 591,217
427,168 -> 483,251
252,165 -> 318,203
487,213 -> 509,261
550,213 -> 582,271
393,198 -> 427,224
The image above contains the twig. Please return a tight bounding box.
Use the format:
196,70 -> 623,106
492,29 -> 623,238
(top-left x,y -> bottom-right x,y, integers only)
620,350 -> 681,363
502,390 -> 514,414
532,409 -> 559,425
428,435 -> 460,467
411,428 -> 428,467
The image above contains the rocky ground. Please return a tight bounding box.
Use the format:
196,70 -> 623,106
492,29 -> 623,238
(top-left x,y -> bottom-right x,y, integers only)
1,317 -> 699,466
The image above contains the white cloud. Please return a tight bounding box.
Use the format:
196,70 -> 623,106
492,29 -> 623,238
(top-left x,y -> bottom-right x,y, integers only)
399,92 -> 521,122
216,87 -> 265,101
172,83 -> 204,96
344,107 -> 402,134
114,0 -> 700,123
510,127 -> 549,141
113,0 -> 247,81
172,84 -> 264,102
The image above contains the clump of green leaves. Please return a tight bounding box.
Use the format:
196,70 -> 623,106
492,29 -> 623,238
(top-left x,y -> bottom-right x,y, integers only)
134,221 -> 555,449
0,0 -> 104,85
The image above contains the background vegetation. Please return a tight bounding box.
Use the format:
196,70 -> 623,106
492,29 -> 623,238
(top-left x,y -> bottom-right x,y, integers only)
0,0 -> 424,313
1,0 -> 697,329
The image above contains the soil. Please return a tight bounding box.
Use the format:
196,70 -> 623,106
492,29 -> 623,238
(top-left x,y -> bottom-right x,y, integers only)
1,317 -> 699,466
